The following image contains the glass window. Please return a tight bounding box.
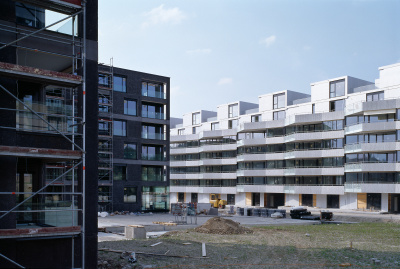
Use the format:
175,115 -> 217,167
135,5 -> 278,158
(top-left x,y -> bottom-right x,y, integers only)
330,99 -> 345,112
366,91 -> 384,102
142,124 -> 164,140
273,93 -> 286,109
16,3 -> 45,28
124,99 -> 137,116
113,120 -> 126,136
142,166 -> 164,181
211,122 -> 219,130
124,187 -> 137,203
227,194 -> 235,205
142,82 -> 165,99
142,145 -> 163,161
98,73 -> 112,88
330,79 -> 345,98
228,104 -> 239,118
273,110 -> 285,120
124,143 -> 137,159
192,112 -> 201,125
251,115 -> 261,122
228,119 -> 238,129
114,165 -> 126,181
142,103 -> 164,119
192,126 -> 199,134
114,75 -> 127,92
141,186 -> 169,211
312,104 -> 315,114
178,129 -> 184,135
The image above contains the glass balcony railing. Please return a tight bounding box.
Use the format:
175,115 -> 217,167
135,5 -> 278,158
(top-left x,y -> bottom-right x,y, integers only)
141,89 -> 166,99
141,154 -> 165,161
141,132 -> 165,140
142,111 -> 165,120
141,174 -> 166,181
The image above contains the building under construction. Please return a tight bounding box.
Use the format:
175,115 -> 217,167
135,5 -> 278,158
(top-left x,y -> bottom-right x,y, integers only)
0,0 -> 98,268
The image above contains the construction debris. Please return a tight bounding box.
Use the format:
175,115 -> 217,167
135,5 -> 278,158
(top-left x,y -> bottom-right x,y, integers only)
99,248 -> 208,259
194,217 -> 253,235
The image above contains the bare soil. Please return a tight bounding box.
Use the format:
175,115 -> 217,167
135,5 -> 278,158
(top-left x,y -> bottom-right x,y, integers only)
193,217 -> 253,235
98,220 -> 400,269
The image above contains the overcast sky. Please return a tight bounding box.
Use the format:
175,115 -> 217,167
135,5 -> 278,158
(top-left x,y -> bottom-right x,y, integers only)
98,0 -> 400,118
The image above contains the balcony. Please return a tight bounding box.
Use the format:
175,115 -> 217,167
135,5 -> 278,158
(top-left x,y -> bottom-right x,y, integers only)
141,132 -> 165,140
344,182 -> 400,193
141,174 -> 166,182
344,162 -> 399,173
141,89 -> 166,99
141,154 -> 165,161
344,142 -> 400,154
284,167 -> 344,176
142,111 -> 165,120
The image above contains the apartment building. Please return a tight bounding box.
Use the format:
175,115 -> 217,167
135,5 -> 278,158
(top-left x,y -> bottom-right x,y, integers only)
98,65 -> 170,213
0,1 -> 98,268
170,63 -> 400,213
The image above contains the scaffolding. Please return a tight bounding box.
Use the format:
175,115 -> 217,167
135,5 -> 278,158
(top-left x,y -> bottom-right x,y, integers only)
98,59 -> 114,212
0,0 -> 88,268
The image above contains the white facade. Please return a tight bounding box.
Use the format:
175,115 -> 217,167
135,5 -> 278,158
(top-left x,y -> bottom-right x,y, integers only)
170,63 -> 400,212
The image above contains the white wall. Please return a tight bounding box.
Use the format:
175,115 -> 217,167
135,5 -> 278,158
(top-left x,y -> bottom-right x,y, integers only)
236,193 -> 246,207
170,192 -> 177,204
377,63 -> 400,88
217,104 -> 229,120
198,193 -> 209,203
259,94 -> 274,112
285,194 -> 299,207
316,194 -> 327,208
340,193 -> 358,209
311,81 -> 330,102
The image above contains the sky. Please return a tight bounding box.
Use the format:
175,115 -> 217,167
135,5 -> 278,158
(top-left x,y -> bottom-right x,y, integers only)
98,0 -> 400,118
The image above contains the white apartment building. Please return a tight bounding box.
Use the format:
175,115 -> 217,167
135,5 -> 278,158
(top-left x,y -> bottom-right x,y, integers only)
170,63 -> 400,212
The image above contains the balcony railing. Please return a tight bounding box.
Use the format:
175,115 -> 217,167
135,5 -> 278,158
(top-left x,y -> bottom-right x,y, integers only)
141,132 -> 165,140
142,111 -> 165,120
141,89 -> 166,99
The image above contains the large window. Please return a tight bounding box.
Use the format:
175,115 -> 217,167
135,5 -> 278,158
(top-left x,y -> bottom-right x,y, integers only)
228,104 -> 238,118
251,115 -> 261,122
142,166 -> 165,181
114,75 -> 126,92
114,165 -> 126,181
330,79 -> 345,98
228,119 -> 238,129
192,112 -> 200,125
16,3 -> 45,28
114,120 -> 126,136
124,187 -> 137,203
330,99 -> 345,112
273,110 -> 286,120
142,82 -> 165,99
227,194 -> 235,205
124,143 -> 137,159
273,93 -> 285,109
142,103 -> 164,119
124,99 -> 137,116
142,186 -> 169,211
366,91 -> 384,102
142,124 -> 164,140
211,122 -> 220,130
99,73 -> 112,88
142,145 -> 164,161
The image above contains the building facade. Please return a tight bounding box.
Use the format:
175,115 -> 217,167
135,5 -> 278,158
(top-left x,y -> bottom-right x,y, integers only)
170,63 -> 400,213
98,65 -> 170,213
0,0 -> 98,268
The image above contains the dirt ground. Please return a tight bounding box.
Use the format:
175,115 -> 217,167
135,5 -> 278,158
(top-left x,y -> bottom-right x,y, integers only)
98,216 -> 400,269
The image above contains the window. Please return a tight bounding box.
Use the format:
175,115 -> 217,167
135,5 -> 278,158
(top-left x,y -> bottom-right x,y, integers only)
142,103 -> 164,119
99,96 -> 110,113
142,124 -> 164,140
124,99 -> 137,116
330,99 -> 345,112
178,129 -> 184,135
312,104 -> 315,114
192,112 -> 200,125
228,104 -> 238,118
273,93 -> 285,109
251,115 -> 261,122
114,165 -> 126,181
124,143 -> 137,159
142,186 -> 169,210
366,91 -> 384,102
114,120 -> 126,136
142,82 -> 165,99
16,3 -> 45,28
227,194 -> 235,205
228,119 -> 238,129
114,75 -> 126,92
142,166 -> 165,181
330,79 -> 345,98
98,121 -> 111,136
124,187 -> 137,203
273,110 -> 286,120
142,145 -> 164,161
192,126 -> 199,134
98,73 -> 112,88
211,122 -> 220,130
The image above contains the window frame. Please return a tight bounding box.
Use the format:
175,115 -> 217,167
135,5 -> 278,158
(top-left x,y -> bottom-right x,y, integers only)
113,120 -> 127,136
124,99 -> 137,116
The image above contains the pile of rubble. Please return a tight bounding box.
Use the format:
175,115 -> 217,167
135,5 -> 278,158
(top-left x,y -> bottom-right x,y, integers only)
194,217 -> 253,235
